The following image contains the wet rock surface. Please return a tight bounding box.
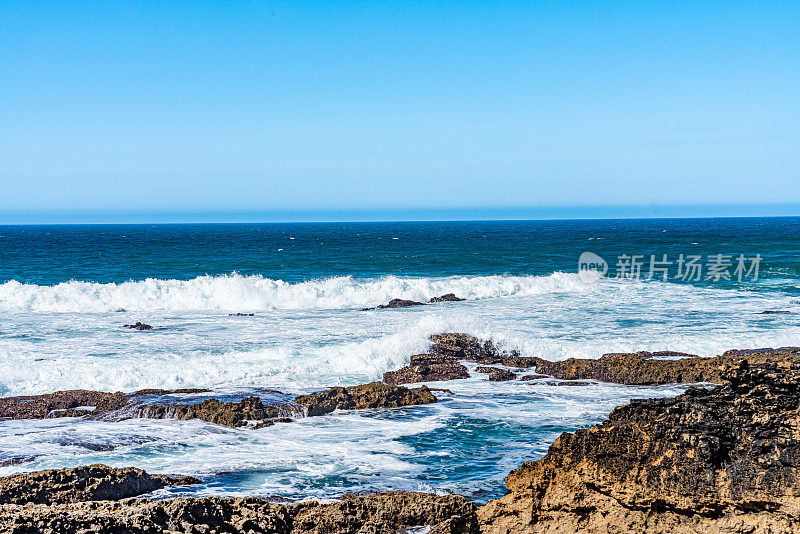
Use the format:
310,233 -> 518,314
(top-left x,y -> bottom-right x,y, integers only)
429,333 -> 516,364
0,464 -> 199,505
429,293 -> 465,303
0,390 -> 129,420
478,360 -> 800,533
530,347 -> 800,385
129,396 -> 297,429
0,491 -> 477,534
383,354 -> 470,385
475,366 -> 517,382
295,382 -> 437,416
123,322 -> 152,330
361,295 -> 465,310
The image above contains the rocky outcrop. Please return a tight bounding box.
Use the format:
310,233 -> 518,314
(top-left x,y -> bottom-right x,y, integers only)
478,360 -> 800,533
0,491 -> 477,534
530,347 -> 800,385
0,390 -> 129,420
761,310 -> 792,314
131,396 -> 296,429
361,295 -> 465,311
383,354 -> 469,385
0,465 -> 199,505
123,322 -> 152,330
295,382 -> 436,416
430,333 -> 516,364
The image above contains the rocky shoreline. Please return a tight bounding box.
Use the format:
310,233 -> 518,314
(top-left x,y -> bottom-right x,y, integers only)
4,334 -> 800,532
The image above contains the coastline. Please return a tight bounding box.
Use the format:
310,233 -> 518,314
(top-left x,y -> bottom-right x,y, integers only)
3,334 -> 800,532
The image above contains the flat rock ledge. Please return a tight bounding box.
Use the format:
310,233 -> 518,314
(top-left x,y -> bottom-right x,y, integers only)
530,346 -> 800,385
0,491 -> 478,534
478,360 -> 800,533
0,383 -> 437,429
0,464 -> 199,506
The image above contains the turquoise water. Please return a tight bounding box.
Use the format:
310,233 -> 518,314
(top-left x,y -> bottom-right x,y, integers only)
0,218 -> 798,502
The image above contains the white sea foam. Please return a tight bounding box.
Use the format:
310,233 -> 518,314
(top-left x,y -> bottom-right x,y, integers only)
0,272 -> 588,313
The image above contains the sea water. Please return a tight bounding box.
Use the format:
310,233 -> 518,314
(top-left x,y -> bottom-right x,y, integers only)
0,219 -> 798,502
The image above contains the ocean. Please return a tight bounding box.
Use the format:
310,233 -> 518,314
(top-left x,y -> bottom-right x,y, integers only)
1,218 -> 799,502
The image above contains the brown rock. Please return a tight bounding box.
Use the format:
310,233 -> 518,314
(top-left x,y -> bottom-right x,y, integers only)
430,333 -> 512,364
384,354 -> 470,385
0,464 -> 199,505
295,382 -> 436,416
0,390 -> 129,420
530,347 -> 800,385
0,491 -> 476,534
478,360 -> 800,533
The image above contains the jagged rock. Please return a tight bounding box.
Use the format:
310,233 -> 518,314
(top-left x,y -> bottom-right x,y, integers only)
383,354 -> 469,385
430,333 -> 513,364
123,322 -> 152,330
429,293 -> 465,303
478,361 -> 800,533
531,347 -> 800,385
518,374 -> 548,381
761,310 -> 792,314
229,313 -> 255,316
0,390 -> 129,420
0,491 -> 477,534
361,298 -> 428,311
0,465 -> 199,505
295,382 -> 436,416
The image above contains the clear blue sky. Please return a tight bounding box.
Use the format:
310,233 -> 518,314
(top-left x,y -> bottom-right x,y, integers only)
1,0 -> 799,222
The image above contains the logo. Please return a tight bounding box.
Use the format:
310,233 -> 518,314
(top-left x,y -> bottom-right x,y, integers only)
578,252 -> 608,283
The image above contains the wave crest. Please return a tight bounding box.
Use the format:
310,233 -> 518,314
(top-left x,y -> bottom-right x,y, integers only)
0,272 -> 587,313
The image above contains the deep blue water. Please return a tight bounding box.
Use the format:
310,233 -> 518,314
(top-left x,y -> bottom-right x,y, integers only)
2,218 -> 799,290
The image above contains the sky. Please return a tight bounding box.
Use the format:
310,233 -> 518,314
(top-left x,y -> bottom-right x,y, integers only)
1,0 -> 799,223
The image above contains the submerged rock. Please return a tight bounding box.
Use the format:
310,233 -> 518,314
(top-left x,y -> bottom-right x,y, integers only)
295,382 -> 437,416
0,464 -> 199,505
383,354 -> 469,385
123,322 -> 152,330
229,313 -> 255,316
0,491 -> 477,534
478,361 -> 800,533
761,310 -> 792,314
530,347 -> 800,385
429,293 -> 465,303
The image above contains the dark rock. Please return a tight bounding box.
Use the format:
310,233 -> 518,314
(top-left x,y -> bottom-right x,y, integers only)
0,491 -> 477,534
429,293 -> 465,303
475,366 -> 516,381
295,382 -> 437,416
123,322 -> 152,330
378,298 -> 426,309
384,354 -> 470,385
0,464 -> 200,505
429,333 -> 511,364
530,347 -> 800,385
229,313 -> 255,316
518,374 -> 548,381
478,361 -> 800,532
761,310 -> 792,314
0,390 -> 129,420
